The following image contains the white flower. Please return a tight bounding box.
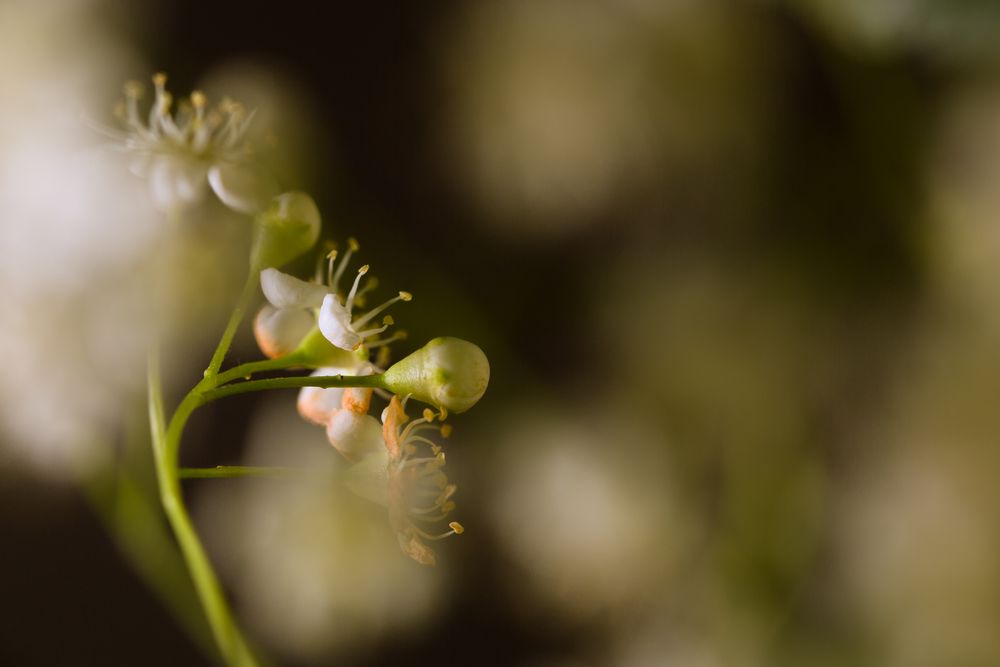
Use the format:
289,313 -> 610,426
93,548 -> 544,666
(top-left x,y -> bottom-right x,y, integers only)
346,396 -> 463,566
256,239 -> 411,354
109,73 -> 276,213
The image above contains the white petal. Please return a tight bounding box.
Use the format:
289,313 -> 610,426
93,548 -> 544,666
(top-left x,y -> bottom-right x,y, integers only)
260,268 -> 328,309
345,451 -> 390,505
296,365 -> 360,426
326,411 -> 385,462
318,293 -> 361,351
173,159 -> 209,203
148,156 -> 207,211
208,162 -> 279,215
128,154 -> 152,177
252,304 -> 314,359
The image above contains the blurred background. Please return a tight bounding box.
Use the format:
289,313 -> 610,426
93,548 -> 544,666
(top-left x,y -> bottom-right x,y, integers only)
3,0 -> 1000,665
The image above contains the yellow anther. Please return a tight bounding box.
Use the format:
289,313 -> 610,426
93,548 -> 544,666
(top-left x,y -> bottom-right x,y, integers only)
124,80 -> 144,98
449,522 -> 464,535
422,408 -> 436,422
382,315 -> 395,326
440,424 -> 453,439
326,248 -> 338,261
438,407 -> 448,421
190,90 -> 207,108
435,451 -> 446,465
442,501 -> 456,513
398,291 -> 412,302
398,330 -> 409,340
152,72 -> 167,87
348,237 -> 360,252
358,264 -> 370,275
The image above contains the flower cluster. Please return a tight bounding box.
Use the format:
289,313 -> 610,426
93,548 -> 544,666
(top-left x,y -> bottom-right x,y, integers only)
251,240 -> 484,565
109,73 -> 275,213
253,239 -> 410,360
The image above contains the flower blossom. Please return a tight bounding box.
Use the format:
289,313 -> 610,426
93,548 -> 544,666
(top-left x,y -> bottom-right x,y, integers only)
254,239 -> 411,356
347,396 -> 463,566
109,73 -> 276,213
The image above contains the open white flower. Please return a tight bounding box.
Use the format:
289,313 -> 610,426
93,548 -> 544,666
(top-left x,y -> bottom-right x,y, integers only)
346,396 -> 463,566
256,239 -> 411,354
109,73 -> 276,213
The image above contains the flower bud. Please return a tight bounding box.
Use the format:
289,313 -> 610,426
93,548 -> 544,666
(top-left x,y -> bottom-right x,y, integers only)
326,410 -> 384,462
250,191 -> 321,269
382,337 -> 490,413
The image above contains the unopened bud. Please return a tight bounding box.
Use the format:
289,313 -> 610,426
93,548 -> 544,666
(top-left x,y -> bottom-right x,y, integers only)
251,191 -> 321,269
382,337 -> 490,413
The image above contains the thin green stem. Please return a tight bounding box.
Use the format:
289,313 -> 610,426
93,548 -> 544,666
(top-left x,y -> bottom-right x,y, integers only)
201,373 -> 387,403
180,465 -> 302,479
214,353 -> 307,387
204,269 -> 259,380
149,355 -> 259,667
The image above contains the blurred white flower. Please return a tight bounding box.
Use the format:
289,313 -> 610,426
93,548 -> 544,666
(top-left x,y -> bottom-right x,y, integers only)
346,396 -> 463,566
108,72 -> 277,213
200,398 -> 443,661
0,0 -> 158,477
440,0 -> 774,237
836,443 -> 1000,666
487,411 -> 684,620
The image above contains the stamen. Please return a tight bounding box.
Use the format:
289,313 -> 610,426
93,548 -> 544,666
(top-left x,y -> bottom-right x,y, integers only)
412,523 -> 462,541
330,239 -> 357,294
440,424 -> 453,439
345,264 -> 369,312
437,484 -> 457,503
325,247 -> 338,285
124,80 -> 144,99
351,293 -> 407,329
355,324 -> 389,339
364,330 -> 407,350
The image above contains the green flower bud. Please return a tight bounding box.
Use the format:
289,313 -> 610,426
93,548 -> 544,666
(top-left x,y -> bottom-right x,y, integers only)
382,337 -> 490,413
251,191 -> 321,269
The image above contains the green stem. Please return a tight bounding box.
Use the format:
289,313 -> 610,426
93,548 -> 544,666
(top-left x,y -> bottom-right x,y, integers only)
214,353 -> 307,387
149,354 -> 259,667
201,373 -> 387,403
180,466 -> 302,479
204,269 -> 259,380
